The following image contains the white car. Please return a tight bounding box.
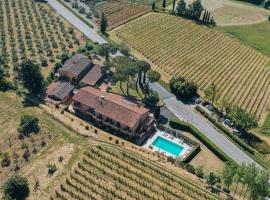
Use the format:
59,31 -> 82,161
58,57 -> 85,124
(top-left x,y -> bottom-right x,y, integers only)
206,105 -> 214,112
224,119 -> 233,127
195,98 -> 201,104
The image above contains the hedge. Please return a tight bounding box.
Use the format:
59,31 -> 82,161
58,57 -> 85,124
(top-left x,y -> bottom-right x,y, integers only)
169,119 -> 234,163
183,145 -> 201,163
195,106 -> 255,155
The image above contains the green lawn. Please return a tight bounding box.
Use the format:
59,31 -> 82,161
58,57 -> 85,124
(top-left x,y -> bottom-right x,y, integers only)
110,80 -> 144,100
216,22 -> 270,59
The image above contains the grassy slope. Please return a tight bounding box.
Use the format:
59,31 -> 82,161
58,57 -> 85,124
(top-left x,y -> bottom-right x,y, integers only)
216,21 -> 270,59
260,112 -> 270,134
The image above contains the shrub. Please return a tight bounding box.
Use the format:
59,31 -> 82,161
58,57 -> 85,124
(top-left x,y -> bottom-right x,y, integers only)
23,150 -> 30,161
40,57 -> 48,67
195,166 -> 204,178
58,156 -> 64,162
185,164 -> 196,174
79,6 -> 86,14
21,142 -> 29,150
52,41 -> 58,49
167,156 -> 175,163
68,27 -> 74,34
3,175 -> 29,200
169,119 -> 233,162
47,164 -> 57,175
119,42 -> 130,56
1,153 -> 10,167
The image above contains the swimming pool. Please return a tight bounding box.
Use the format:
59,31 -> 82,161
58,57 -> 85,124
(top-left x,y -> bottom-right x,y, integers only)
152,136 -> 184,156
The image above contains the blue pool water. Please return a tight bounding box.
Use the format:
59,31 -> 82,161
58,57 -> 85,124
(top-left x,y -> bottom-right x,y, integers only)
152,136 -> 184,156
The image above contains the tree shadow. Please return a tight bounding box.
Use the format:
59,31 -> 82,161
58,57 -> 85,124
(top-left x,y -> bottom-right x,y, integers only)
158,115 -> 168,125
22,94 -> 42,108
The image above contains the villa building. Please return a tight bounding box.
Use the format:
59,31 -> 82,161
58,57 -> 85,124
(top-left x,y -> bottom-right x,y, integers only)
57,54 -> 93,82
80,64 -> 105,86
72,87 -> 155,141
45,82 -> 74,104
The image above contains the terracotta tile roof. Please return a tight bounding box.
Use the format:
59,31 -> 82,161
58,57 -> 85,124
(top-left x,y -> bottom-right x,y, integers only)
58,54 -> 93,77
46,82 -> 74,101
72,87 -> 149,128
81,64 -> 104,86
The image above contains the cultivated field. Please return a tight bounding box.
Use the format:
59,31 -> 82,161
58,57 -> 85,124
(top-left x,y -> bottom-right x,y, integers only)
113,13 -> 270,120
95,0 -> 150,30
0,0 -> 85,77
52,144 -> 222,200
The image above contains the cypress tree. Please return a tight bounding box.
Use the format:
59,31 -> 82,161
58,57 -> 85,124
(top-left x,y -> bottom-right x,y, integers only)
100,13 -> 107,34
207,11 -> 211,24
152,2 -> 156,11
163,0 -> 166,8
202,10 -> 206,23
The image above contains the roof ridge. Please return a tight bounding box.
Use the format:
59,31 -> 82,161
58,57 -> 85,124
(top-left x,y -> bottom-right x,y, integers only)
82,87 -> 147,115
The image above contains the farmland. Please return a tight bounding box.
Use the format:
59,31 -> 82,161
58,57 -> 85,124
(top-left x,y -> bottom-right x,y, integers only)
216,21 -> 270,58
95,0 -> 150,30
53,144 -> 222,200
112,13 -> 270,120
0,0 -> 85,77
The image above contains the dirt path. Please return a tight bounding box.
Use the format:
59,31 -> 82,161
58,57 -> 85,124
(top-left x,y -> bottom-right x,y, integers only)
167,0 -> 270,26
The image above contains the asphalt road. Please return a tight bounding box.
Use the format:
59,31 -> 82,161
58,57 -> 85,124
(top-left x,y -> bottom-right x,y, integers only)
48,0 -> 107,44
151,82 -> 260,167
48,0 -> 259,167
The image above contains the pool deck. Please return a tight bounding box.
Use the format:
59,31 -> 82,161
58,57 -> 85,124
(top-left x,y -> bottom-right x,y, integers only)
143,129 -> 193,159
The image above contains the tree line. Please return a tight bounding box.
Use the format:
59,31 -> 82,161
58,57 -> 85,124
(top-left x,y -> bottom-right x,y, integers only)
221,162 -> 269,200
204,82 -> 258,133
175,0 -> 215,25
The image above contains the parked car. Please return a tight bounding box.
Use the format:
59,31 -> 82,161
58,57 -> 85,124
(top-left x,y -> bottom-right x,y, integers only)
206,105 -> 214,112
195,98 -> 201,104
224,119 -> 234,127
233,129 -> 242,137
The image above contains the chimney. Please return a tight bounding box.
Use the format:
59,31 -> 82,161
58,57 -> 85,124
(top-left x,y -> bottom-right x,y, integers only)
99,96 -> 105,105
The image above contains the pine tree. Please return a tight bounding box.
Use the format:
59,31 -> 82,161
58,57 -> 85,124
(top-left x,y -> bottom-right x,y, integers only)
172,0 -> 176,13
100,13 -> 107,34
